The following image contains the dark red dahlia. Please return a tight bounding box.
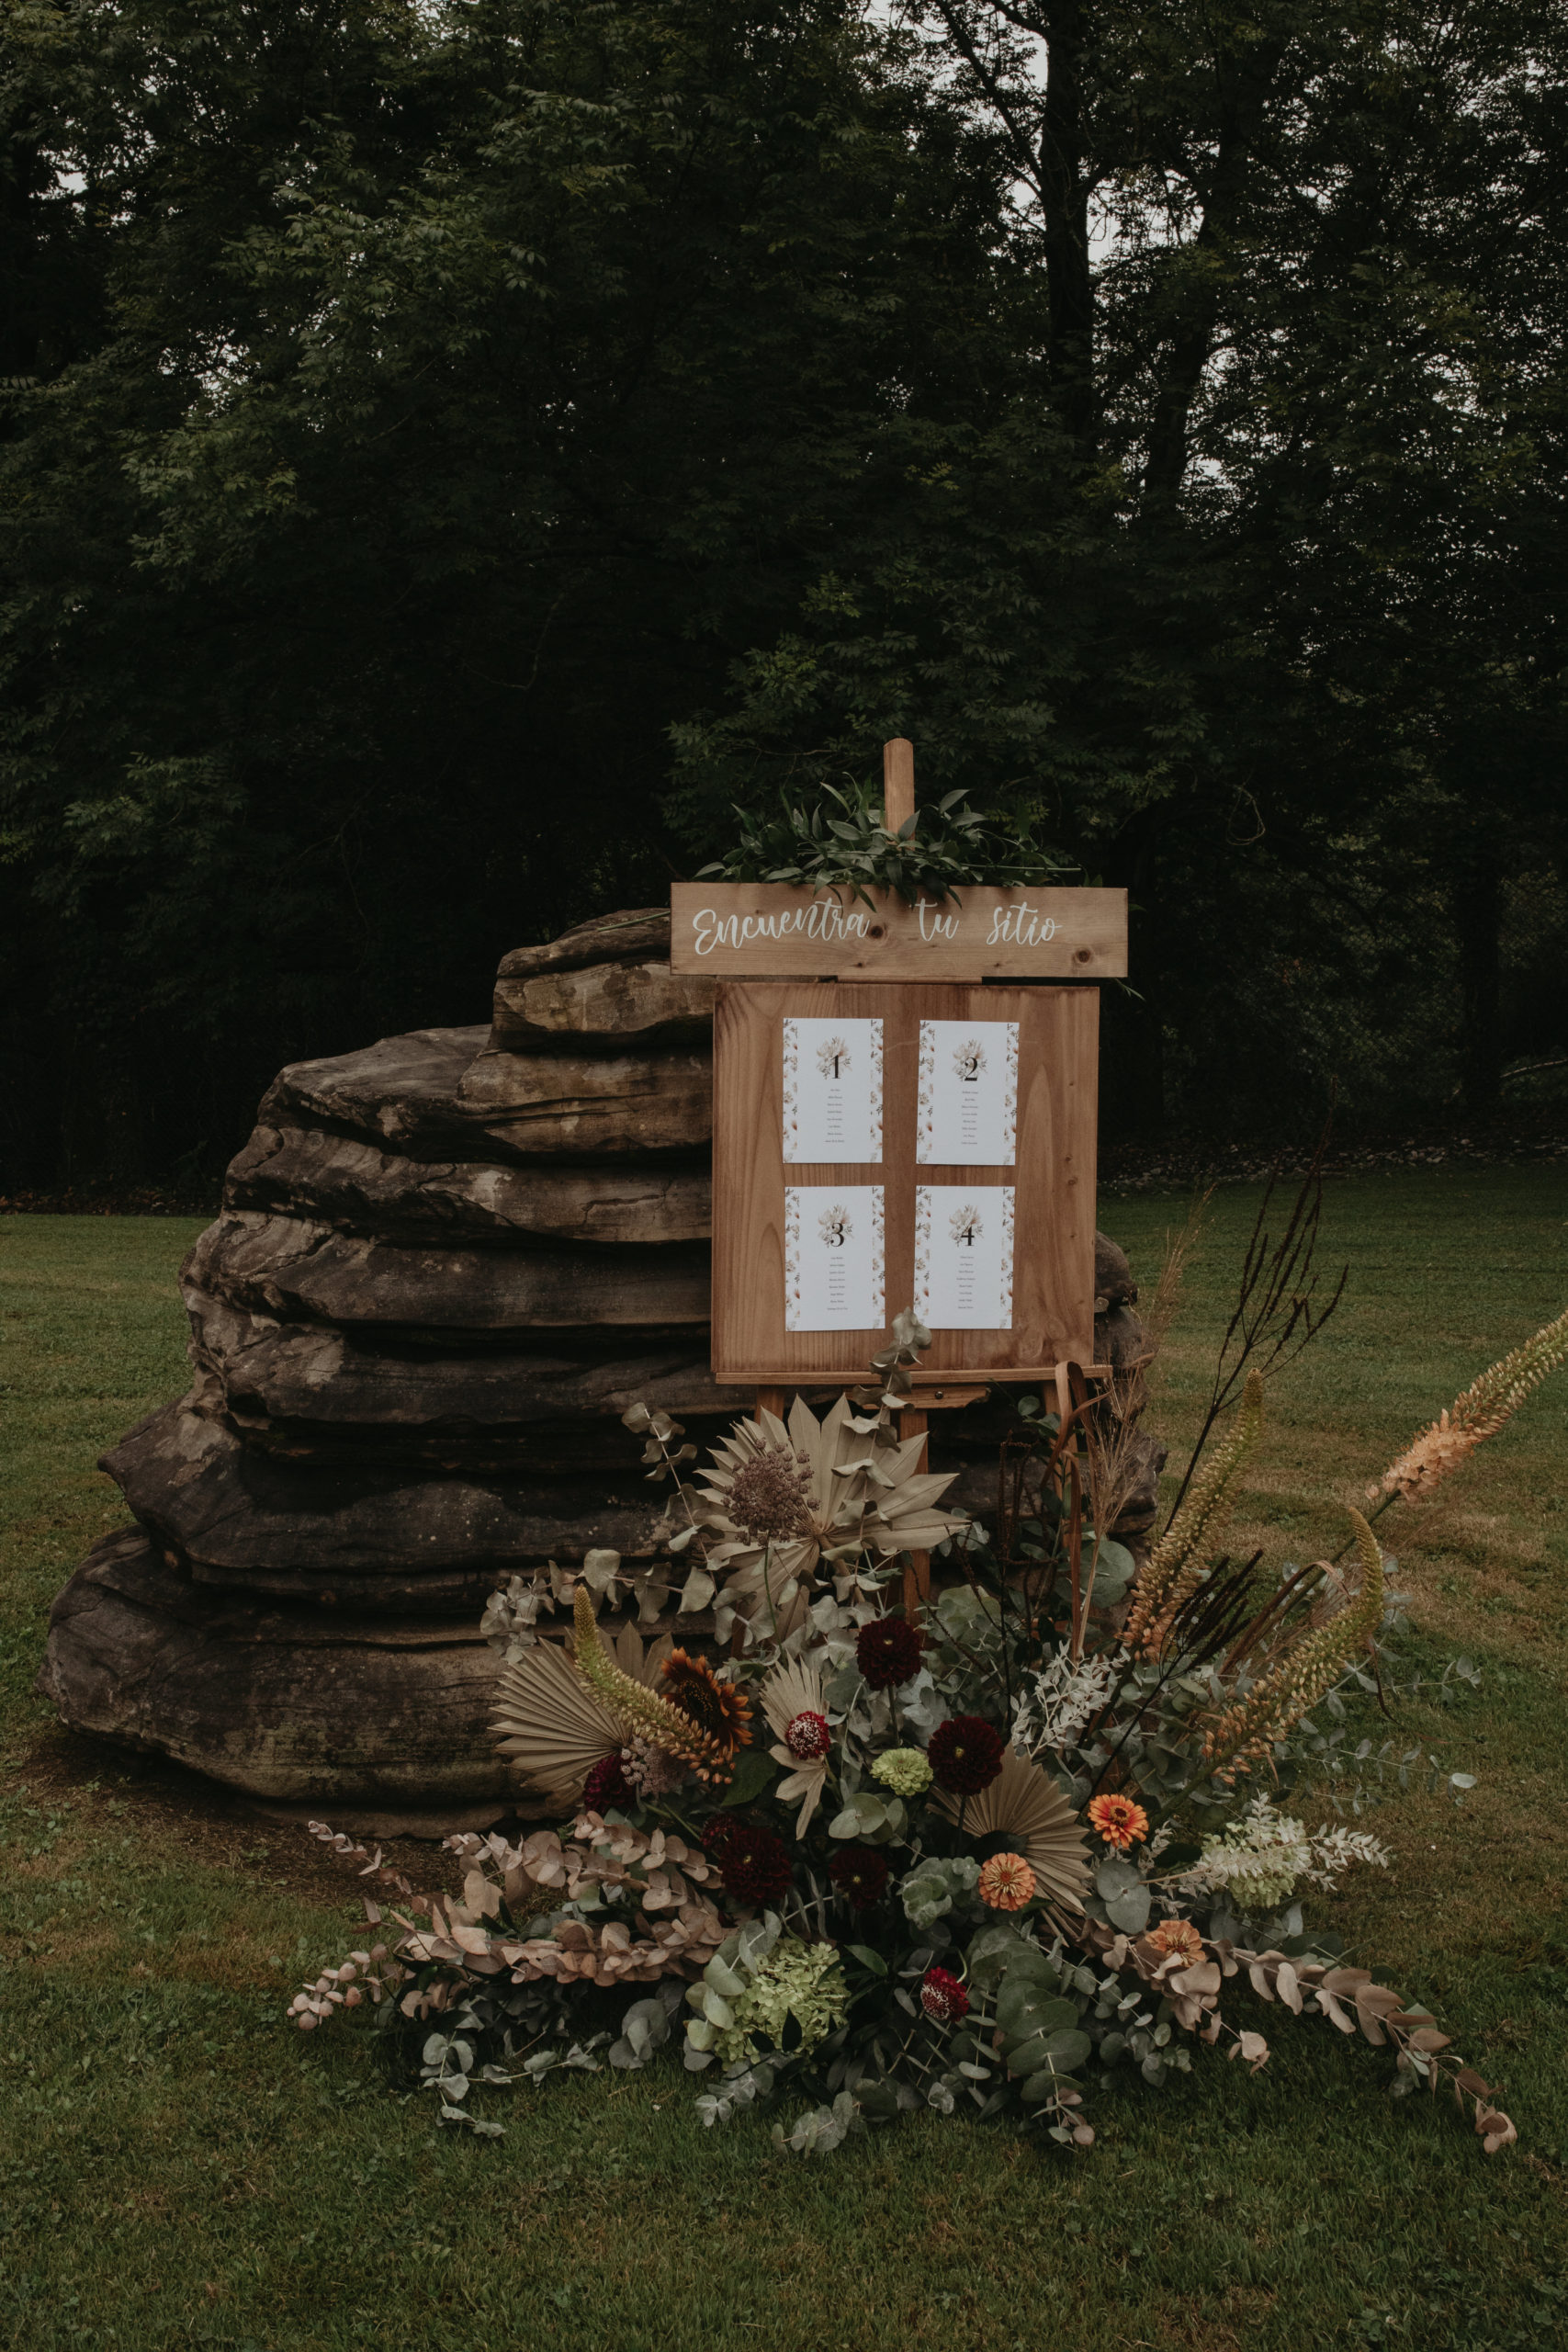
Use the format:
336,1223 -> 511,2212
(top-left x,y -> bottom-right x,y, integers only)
715,1822 -> 795,1908
702,1815 -> 737,1859
828,1847 -> 889,1909
926,1715 -> 1005,1796
855,1615 -> 922,1690
919,1966 -> 970,2026
581,1751 -> 633,1812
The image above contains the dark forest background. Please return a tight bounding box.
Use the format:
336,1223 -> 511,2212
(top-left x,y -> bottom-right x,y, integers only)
3,0 -> 1565,1191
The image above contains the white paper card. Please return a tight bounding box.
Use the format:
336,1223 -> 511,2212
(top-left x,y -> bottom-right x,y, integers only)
784,1186 -> 885,1332
783,1017 -> 883,1162
914,1186 -> 1014,1330
916,1020 -> 1019,1164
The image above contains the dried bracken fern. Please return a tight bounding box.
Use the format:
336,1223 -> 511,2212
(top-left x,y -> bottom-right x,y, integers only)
1374,1304 -> 1568,1503
1201,1509 -> 1385,1782
1126,1368 -> 1266,1652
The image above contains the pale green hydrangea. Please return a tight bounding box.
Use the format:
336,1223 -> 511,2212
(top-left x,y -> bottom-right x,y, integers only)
715,1937 -> 850,2066
872,1747 -> 934,1799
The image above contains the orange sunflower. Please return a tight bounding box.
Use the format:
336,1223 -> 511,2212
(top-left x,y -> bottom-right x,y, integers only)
660,1650 -> 752,1760
1087,1792 -> 1149,1851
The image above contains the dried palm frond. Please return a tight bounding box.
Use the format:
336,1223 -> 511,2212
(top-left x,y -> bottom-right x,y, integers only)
491,1639 -> 625,1805
932,1747 -> 1091,1910
759,1655 -> 831,1837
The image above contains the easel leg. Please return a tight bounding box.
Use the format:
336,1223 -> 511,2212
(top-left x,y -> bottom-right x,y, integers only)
755,1385 -> 789,1428
898,1406 -> 931,1623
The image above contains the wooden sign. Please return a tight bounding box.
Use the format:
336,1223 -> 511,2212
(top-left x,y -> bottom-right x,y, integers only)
670,881 -> 1127,981
710,979 -> 1099,1385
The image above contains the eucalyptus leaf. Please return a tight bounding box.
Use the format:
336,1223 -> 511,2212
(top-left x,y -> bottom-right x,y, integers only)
1105,1883 -> 1153,1935
720,1749 -> 779,1808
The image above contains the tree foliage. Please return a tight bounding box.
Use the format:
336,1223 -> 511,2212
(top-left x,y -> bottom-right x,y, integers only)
1,1 -> 1564,1182
672,0 -> 1568,1131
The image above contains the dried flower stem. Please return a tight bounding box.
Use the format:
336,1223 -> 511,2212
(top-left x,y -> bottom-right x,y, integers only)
1167,1130 -> 1346,1521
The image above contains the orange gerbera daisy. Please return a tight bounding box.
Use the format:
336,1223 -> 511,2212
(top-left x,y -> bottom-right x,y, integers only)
1087,1792 -> 1149,1851
977,1852 -> 1036,1912
660,1650 -> 752,1760
1147,1918 -> 1204,1966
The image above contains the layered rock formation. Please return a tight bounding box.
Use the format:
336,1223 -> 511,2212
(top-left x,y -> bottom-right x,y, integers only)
39,910 -> 1160,1821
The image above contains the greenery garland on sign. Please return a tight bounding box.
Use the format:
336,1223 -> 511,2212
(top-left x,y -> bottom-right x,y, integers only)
289,1178 -> 1567,2158
695,778 -> 1075,906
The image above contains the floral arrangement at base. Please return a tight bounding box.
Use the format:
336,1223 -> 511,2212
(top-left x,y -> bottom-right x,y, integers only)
292,1189 -> 1566,2161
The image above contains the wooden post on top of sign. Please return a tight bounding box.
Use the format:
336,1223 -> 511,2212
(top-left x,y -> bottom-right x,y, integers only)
883,734 -> 916,836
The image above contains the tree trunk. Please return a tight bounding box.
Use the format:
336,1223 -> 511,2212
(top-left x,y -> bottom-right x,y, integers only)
1457,833 -> 1503,1118
1142,42 -> 1283,513
1039,5 -> 1097,452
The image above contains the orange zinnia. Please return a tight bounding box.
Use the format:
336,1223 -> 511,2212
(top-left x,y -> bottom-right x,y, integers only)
1088,1792 -> 1149,1851
1148,1918 -> 1204,1966
976,1852 -> 1036,1912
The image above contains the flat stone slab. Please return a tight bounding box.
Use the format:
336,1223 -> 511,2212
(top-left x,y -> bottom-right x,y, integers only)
225,1122 -> 712,1244
262,1023 -> 712,1161
186,1287 -> 736,1435
498,908 -> 671,980
185,1211 -> 711,1333
490,960 -> 715,1051
38,1531 -> 527,1805
455,1045 -> 712,1157
104,1400 -> 681,1602
261,1026 -> 489,1156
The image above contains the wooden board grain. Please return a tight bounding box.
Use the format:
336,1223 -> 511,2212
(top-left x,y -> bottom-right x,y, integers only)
711,981 -> 1097,1384
671,882 -> 1127,980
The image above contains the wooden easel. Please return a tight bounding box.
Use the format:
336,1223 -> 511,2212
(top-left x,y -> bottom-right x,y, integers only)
750,739 -> 1087,1618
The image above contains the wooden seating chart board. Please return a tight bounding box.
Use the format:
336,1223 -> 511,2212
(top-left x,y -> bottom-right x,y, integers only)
710,978 -> 1099,1386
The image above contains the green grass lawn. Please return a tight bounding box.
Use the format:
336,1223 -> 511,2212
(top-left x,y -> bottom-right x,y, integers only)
1,1177 -> 1565,2352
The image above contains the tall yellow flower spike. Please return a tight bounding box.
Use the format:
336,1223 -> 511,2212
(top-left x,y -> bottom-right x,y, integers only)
1375,1304 -> 1568,1503
1201,1508 -> 1385,1783
570,1588 -> 736,1782
1126,1368 -> 1266,1652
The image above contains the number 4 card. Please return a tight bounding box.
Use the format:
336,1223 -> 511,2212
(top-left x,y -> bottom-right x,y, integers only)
914,1185 -> 1014,1330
